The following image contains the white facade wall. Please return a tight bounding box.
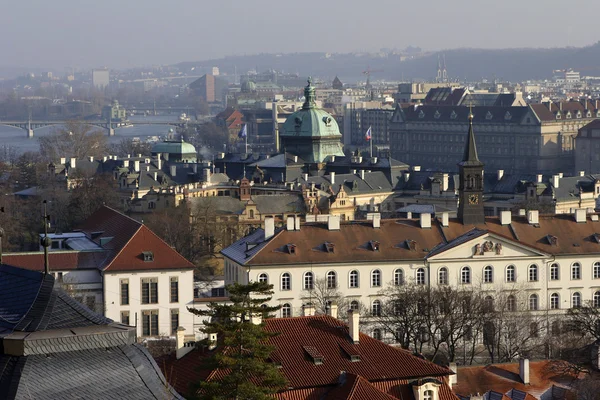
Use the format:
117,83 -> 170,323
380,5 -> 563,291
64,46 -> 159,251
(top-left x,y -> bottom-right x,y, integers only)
103,269 -> 195,338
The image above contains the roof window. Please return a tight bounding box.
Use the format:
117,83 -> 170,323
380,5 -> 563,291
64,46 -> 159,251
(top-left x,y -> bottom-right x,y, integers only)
286,243 -> 297,254
142,251 -> 154,262
546,235 -> 558,246
593,233 -> 600,244
405,239 -> 418,251
303,346 -> 324,365
324,242 -> 335,253
369,240 -> 380,251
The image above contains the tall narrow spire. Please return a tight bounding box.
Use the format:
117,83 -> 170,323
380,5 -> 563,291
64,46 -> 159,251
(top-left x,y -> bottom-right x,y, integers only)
460,109 -> 482,166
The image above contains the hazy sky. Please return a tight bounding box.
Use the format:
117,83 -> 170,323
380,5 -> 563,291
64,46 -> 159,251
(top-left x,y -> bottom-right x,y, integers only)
1,0 -> 598,70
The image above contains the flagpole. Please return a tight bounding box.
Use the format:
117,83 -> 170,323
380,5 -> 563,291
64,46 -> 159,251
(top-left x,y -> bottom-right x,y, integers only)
245,127 -> 248,154
370,134 -> 373,158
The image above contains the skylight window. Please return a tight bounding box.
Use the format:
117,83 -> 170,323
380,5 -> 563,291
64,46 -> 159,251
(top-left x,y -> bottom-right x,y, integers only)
142,251 -> 154,262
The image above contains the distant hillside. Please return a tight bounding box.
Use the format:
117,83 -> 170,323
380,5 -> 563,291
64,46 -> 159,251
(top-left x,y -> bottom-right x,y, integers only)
177,42 -> 600,83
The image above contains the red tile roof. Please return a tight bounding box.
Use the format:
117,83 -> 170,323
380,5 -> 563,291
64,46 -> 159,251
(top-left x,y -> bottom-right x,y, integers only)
78,206 -> 194,272
325,373 -> 398,400
162,315 -> 458,400
452,360 -> 577,400
2,251 -> 103,271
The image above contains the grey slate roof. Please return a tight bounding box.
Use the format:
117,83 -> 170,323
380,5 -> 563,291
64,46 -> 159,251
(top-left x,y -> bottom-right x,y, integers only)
253,194 -> 305,214
221,227 -> 279,265
0,264 -> 183,400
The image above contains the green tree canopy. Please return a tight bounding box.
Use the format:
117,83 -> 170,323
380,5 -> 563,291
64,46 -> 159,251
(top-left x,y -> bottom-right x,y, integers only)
188,282 -> 287,400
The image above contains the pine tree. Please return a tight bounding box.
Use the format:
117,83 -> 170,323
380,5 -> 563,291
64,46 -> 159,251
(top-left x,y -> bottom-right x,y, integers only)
189,282 -> 287,400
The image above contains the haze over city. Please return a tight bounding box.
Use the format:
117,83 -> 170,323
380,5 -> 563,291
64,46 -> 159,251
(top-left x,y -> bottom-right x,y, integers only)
2,0 -> 600,69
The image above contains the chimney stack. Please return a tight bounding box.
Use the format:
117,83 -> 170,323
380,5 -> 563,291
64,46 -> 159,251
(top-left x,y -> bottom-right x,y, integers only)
527,210 -> 539,224
580,170 -> 585,177
287,216 -> 294,231
500,210 -> 512,225
303,303 -> 315,316
404,172 -> 410,182
170,165 -> 177,177
250,312 -> 262,325
328,303 -> 338,319
192,164 -> 198,174
157,156 -> 162,170
552,175 -> 560,188
449,363 -> 458,386
537,174 -> 543,183
60,157 -> 66,165
497,170 -> 504,181
575,208 -> 587,223
203,168 -> 211,183
264,217 -> 275,241
328,215 -> 341,231
176,327 -> 193,359
303,173 -> 308,181
331,172 -> 335,185
294,215 -> 301,231
134,160 -> 140,172
420,213 -> 432,229
372,213 -> 381,228
123,159 -> 129,168
413,166 -> 421,172
347,309 -> 360,344
69,157 -> 76,169
519,358 -> 530,384
331,155 -> 336,162
442,173 -> 449,191
441,212 -> 449,227
360,170 -> 365,180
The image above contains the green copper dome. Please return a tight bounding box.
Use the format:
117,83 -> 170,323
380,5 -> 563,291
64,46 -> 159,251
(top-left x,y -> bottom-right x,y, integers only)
151,139 -> 197,163
280,78 -> 345,163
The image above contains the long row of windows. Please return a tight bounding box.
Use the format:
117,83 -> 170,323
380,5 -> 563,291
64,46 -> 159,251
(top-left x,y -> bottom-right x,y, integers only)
259,268 -> 426,291
119,277 -> 179,305
127,309 -> 180,336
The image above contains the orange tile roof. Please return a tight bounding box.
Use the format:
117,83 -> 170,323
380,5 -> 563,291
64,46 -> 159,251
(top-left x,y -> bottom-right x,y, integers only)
452,360 -> 577,399
162,315 -> 458,400
2,251 -> 103,271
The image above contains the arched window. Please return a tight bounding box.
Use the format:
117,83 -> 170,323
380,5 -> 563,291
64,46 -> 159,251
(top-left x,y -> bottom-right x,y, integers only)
303,272 -> 314,290
572,263 -> 581,280
461,266 -> 471,284
394,269 -> 404,286
371,269 -> 381,287
506,265 -> 515,282
572,292 -> 582,308
372,328 -> 382,340
438,267 -> 448,285
349,270 -> 359,288
281,273 -> 291,291
484,266 -> 493,283
282,303 -> 291,318
507,295 -> 516,312
424,390 -> 434,400
594,262 -> 600,279
484,296 -> 495,312
249,209 -> 254,219
551,320 -> 561,337
483,322 -> 495,346
372,300 -> 381,316
594,291 -> 600,308
550,293 -> 560,309
550,263 -> 559,281
350,300 -> 359,310
528,264 -> 538,282
416,268 -> 426,285
529,294 -> 539,310
530,322 -> 539,337
326,271 -> 337,289
258,273 -> 268,284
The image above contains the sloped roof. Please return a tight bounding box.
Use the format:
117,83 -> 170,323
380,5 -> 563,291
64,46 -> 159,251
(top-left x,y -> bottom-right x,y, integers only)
2,251 -> 103,271
325,373 -> 399,400
77,206 -> 194,271
0,264 -> 183,399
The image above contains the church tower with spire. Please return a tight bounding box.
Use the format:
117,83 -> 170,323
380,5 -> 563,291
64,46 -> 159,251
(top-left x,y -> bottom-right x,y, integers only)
457,111 -> 485,225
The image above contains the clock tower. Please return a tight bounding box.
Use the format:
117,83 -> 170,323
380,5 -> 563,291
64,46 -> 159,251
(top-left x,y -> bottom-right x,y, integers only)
458,111 -> 485,225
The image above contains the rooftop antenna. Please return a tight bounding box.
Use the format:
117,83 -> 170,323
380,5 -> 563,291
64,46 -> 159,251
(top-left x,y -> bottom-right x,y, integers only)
0,208 -> 4,265
41,200 -> 51,274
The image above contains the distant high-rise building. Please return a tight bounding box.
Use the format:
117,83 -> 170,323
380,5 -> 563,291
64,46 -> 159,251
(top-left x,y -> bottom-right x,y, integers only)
189,74 -> 227,103
92,69 -> 109,89
211,66 -> 220,76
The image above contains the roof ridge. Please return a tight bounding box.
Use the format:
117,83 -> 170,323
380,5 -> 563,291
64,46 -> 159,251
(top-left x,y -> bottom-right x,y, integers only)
103,225 -> 143,271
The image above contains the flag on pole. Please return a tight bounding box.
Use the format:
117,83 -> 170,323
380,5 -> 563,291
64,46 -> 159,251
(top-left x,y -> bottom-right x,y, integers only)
238,124 -> 247,139
365,126 -> 372,141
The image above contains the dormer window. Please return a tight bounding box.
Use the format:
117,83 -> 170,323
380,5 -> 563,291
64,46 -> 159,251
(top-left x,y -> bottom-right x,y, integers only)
303,346 -> 324,365
592,233 -> 600,244
576,111 -> 582,118
556,113 -> 562,119
369,240 -> 380,251
418,110 -> 425,119
405,239 -> 417,251
587,111 -> 592,118
324,242 -> 335,253
546,235 -> 558,246
504,111 -> 512,120
411,378 -> 441,400
450,110 -> 457,120
142,251 -> 154,262
434,110 -> 441,119
566,111 -> 572,119
486,111 -> 493,120
286,243 -> 297,254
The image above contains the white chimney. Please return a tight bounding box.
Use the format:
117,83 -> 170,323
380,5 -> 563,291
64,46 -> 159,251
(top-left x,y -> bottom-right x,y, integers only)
575,208 -> 587,223
407,211 -> 413,219
404,172 -> 410,182
134,160 -> 140,172
208,332 -> 217,351
537,174 -> 543,183
519,358 -> 530,384
138,153 -> 142,158
60,157 -> 66,165
176,327 -> 193,360
69,157 -> 76,169
372,156 -> 378,164
328,303 -> 338,319
88,156 -> 94,162
294,215 -> 301,231
303,173 -> 308,181
294,155 -> 298,162
518,209 -> 526,216
500,210 -> 512,225
358,156 -> 362,163
442,173 -> 449,191
103,156 -> 107,162
203,168 -> 211,183
157,156 -> 162,170
348,309 -> 360,344
497,170 -> 504,181
153,172 -> 158,181
287,216 -> 294,231
420,213 -> 432,229
360,170 -> 365,180
449,363 -> 458,386
559,172 -> 564,178
264,217 -> 275,240
372,213 -> 381,228
413,165 -> 421,172
127,154 -> 131,158
331,155 -> 336,162
527,210 -> 539,225
170,165 -> 177,177
552,175 -> 560,188
328,215 -> 341,230
580,170 -> 585,177
192,164 -> 198,173
303,303 -> 315,316
331,172 -> 335,185
441,212 -> 449,227
123,160 -> 129,168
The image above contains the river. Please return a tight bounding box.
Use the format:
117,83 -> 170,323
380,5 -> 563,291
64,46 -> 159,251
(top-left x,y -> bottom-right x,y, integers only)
0,115 -> 185,155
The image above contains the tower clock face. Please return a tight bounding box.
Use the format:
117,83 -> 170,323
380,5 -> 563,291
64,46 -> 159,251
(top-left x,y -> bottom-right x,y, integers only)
468,194 -> 479,205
